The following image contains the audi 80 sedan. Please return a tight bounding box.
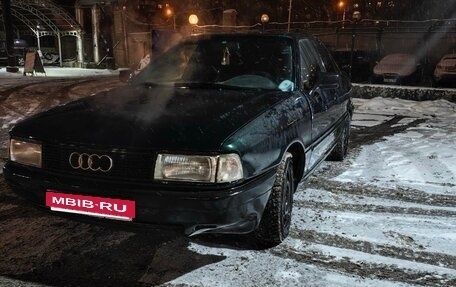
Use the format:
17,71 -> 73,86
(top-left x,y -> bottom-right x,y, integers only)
4,33 -> 353,246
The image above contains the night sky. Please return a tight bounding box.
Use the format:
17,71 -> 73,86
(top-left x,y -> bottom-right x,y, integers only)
52,0 -> 456,22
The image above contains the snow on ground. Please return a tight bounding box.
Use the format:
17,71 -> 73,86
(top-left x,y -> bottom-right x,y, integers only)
0,66 -> 119,78
166,97 -> 456,287
169,242 -> 414,287
0,276 -> 47,287
338,97 -> 456,194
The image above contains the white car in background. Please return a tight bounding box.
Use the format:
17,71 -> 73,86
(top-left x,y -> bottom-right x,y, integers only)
372,53 -> 421,85
433,54 -> 456,86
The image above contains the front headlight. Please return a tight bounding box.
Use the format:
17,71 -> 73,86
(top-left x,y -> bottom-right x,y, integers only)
154,153 -> 243,183
9,139 -> 42,168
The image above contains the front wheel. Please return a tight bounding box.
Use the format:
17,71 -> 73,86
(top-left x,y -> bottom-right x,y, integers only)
254,152 -> 294,247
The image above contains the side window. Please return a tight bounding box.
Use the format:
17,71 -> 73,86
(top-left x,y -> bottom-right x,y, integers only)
299,40 -> 311,85
313,41 -> 338,73
299,39 -> 325,85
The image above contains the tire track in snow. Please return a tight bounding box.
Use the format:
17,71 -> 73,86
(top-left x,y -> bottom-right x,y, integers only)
369,127 -> 456,189
305,178 -> 456,207
64,77 -> 123,100
0,76 -> 119,114
0,77 -> 120,147
2,77 -> 99,113
289,229 -> 456,270
0,78 -> 84,120
270,245 -> 456,287
0,79 -> 69,103
294,200 -> 456,217
349,116 -> 426,149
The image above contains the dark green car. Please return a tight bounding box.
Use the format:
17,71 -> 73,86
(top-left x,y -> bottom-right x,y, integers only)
4,33 -> 353,246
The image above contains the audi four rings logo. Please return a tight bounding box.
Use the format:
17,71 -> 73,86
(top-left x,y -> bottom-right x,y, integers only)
69,152 -> 113,172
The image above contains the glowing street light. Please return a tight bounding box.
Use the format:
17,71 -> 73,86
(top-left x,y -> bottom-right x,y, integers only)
260,14 -> 269,31
338,1 -> 347,28
163,4 -> 176,30
188,14 -> 199,25
164,7 -> 173,18
338,1 -> 345,9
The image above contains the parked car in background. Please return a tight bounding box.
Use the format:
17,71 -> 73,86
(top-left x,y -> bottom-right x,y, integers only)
4,32 -> 353,247
331,48 -> 374,83
433,54 -> 456,87
372,53 -> 422,85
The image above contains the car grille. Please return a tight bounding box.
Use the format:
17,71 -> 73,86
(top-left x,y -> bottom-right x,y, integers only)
42,143 -> 154,181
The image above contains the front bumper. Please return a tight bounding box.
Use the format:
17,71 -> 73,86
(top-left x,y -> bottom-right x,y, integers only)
434,72 -> 456,83
3,161 -> 276,235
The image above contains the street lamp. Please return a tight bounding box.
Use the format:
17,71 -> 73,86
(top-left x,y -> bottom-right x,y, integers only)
164,5 -> 176,30
189,14 -> 198,34
353,11 -> 362,21
349,11 -> 362,79
338,1 -> 346,28
287,0 -> 293,32
260,14 -> 269,31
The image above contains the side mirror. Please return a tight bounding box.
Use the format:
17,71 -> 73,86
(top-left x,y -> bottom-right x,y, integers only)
305,64 -> 320,89
119,69 -> 133,83
340,64 -> 351,75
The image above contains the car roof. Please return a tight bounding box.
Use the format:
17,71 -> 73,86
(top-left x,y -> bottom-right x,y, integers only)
442,54 -> 456,59
381,53 -> 417,60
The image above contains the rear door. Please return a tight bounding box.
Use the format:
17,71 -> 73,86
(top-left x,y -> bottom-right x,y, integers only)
313,40 -> 346,125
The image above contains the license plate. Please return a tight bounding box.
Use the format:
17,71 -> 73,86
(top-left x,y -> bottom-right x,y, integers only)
45,190 -> 135,221
384,78 -> 397,83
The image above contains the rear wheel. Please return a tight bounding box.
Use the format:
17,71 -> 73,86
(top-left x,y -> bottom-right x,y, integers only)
254,152 -> 294,247
328,117 -> 351,161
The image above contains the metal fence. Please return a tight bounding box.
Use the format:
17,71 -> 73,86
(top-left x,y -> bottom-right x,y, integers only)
193,19 -> 456,85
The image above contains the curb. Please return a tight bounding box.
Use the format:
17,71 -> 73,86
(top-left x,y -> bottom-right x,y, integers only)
352,84 -> 456,103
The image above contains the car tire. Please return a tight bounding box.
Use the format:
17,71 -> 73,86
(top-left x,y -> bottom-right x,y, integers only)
254,152 -> 294,247
328,117 -> 350,161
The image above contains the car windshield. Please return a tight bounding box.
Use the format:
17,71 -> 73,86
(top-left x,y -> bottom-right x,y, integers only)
132,36 -> 294,91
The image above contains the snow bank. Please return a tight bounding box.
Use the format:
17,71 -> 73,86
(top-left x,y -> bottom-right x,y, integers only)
352,84 -> 456,103
0,67 -> 119,78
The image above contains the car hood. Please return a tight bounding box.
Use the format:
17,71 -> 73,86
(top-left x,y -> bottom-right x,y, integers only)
11,85 -> 288,151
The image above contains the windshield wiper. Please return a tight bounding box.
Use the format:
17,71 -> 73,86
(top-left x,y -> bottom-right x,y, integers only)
174,82 -> 270,91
